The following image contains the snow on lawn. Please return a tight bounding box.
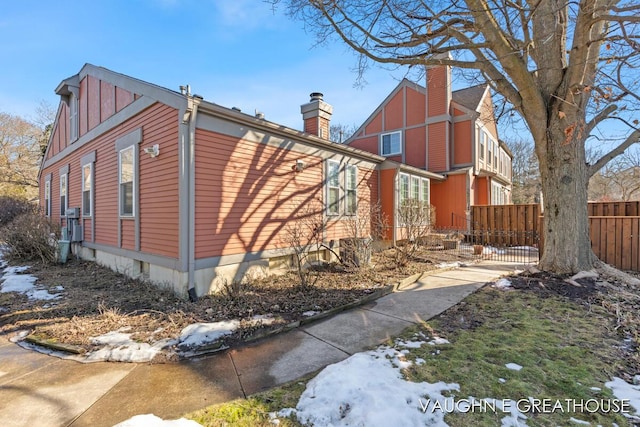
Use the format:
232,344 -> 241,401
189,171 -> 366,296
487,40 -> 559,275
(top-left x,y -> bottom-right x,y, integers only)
275,342 -> 527,427
0,261 -> 63,301
493,278 -> 513,290
113,414 -> 202,426
606,377 -> 640,415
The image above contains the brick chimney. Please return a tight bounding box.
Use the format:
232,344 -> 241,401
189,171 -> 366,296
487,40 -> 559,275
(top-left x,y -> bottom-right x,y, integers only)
301,92 -> 332,139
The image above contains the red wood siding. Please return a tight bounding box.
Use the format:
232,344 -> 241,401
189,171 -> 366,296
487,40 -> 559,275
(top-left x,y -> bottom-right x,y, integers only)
405,127 -> 426,169
430,174 -> 467,228
427,66 -> 448,117
47,75 -> 138,159
453,120 -> 472,165
194,129 -> 324,258
80,77 -> 88,136
428,122 -> 447,171
194,129 -> 377,258
365,112 -> 382,135
87,75 -> 101,131
379,168 -> 396,240
121,220 -> 135,250
349,135 -> 378,155
406,87 -> 426,127
100,81 -> 115,123
384,91 -> 403,130
116,87 -> 134,112
138,105 -> 180,257
41,102 -> 180,259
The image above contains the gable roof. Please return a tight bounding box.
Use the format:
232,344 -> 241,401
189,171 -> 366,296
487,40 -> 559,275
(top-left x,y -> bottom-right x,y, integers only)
452,84 -> 489,112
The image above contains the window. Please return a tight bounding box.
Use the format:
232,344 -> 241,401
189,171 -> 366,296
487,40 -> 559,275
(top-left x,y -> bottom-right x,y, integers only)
326,160 -> 340,215
479,131 -> 485,161
493,141 -> 498,167
119,146 -> 135,216
60,173 -> 67,216
487,139 -> 493,165
345,164 -> 357,215
44,180 -> 51,217
421,178 -> 430,205
69,93 -> 79,142
399,174 -> 409,206
381,131 -> 401,156
82,163 -> 92,216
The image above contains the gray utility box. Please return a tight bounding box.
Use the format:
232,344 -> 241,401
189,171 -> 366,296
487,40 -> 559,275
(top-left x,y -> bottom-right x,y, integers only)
66,207 -> 81,219
70,224 -> 83,242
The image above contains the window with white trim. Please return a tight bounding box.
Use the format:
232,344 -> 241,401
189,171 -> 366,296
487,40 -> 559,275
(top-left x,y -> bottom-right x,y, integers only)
119,146 -> 135,216
82,163 -> 92,216
69,93 -> 79,142
326,160 -> 340,216
60,173 -> 67,216
381,131 -> 401,156
493,141 -> 498,167
44,180 -> 51,217
479,132 -> 485,161
487,137 -> 493,166
399,173 -> 409,206
421,178 -> 430,205
345,164 -> 357,215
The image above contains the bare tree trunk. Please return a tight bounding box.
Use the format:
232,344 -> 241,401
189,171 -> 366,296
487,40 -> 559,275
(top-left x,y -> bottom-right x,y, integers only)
537,124 -> 595,273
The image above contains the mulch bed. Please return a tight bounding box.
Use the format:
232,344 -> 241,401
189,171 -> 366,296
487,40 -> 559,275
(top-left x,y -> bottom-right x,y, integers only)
0,247 -> 473,359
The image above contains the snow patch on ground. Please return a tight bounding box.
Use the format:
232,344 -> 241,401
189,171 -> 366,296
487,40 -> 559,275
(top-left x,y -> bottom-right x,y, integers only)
505,363 -> 523,371
113,414 -> 202,426
178,320 -> 241,349
86,330 -> 175,363
274,343 -> 526,427
606,377 -> 640,414
493,278 -> 513,290
1,259 -> 63,301
428,337 -> 450,346
436,261 -> 462,269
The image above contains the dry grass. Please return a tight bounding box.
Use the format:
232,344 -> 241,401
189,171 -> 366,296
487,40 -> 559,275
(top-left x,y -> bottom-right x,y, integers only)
0,247 -> 473,357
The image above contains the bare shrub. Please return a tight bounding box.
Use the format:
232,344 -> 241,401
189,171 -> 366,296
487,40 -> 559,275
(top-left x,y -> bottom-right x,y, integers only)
341,202 -> 389,269
395,201 -> 436,266
2,212 -> 59,263
281,201 -> 326,288
0,196 -> 36,228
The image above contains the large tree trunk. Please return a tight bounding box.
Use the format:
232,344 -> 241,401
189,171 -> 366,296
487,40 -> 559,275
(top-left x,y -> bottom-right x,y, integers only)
537,123 -> 595,273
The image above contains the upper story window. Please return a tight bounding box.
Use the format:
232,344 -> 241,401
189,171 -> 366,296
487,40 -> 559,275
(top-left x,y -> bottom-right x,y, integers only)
69,93 -> 79,142
487,137 -> 493,166
479,132 -> 485,161
119,146 -> 135,216
381,131 -> 402,156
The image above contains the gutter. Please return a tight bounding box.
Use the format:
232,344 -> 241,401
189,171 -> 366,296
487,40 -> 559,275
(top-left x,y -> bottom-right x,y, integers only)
187,96 -> 200,301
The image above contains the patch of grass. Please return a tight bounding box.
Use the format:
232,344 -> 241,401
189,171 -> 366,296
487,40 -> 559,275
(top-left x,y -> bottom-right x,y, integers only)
399,288 -> 629,426
186,379 -> 308,427
188,285 -> 635,426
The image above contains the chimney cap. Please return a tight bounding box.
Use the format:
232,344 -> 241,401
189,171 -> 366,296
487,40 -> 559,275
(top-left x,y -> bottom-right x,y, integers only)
309,92 -> 324,101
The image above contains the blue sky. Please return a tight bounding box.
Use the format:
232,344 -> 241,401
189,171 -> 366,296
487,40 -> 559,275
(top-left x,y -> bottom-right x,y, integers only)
0,0 -> 410,131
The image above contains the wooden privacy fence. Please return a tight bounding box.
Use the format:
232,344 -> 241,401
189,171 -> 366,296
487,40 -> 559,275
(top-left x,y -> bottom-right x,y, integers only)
590,216 -> 640,271
470,201 -> 640,271
470,204 -> 540,247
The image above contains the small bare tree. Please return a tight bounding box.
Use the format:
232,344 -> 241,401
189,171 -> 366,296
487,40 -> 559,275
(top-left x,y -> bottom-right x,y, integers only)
341,202 -> 389,269
281,202 -> 327,288
395,200 -> 435,266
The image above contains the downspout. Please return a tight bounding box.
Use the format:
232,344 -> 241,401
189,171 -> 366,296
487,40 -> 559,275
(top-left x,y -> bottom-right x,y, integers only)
393,165 -> 401,246
187,96 -> 200,301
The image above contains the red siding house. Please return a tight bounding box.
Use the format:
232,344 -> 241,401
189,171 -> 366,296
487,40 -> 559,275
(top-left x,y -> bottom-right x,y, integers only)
39,64 -> 442,296
348,62 -> 513,229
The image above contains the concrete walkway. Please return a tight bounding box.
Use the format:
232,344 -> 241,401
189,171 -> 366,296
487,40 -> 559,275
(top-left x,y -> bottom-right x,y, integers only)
0,261 -> 522,427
